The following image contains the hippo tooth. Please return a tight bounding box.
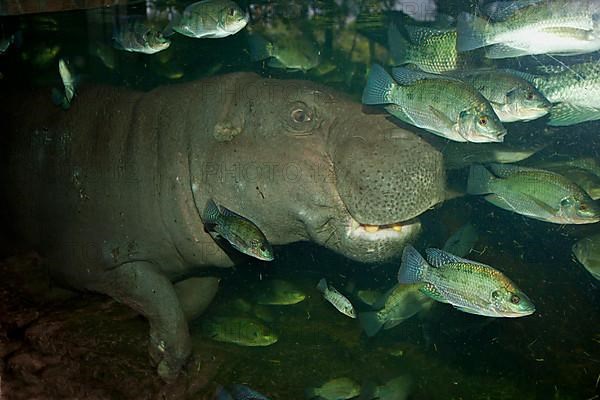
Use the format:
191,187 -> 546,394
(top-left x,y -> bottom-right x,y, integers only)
363,225 -> 380,233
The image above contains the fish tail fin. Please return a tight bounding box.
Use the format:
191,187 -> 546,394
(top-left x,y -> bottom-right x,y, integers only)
467,164 -> 495,195
202,199 -> 222,225
388,23 -> 409,65
457,12 -> 492,52
358,311 -> 384,337
362,64 -> 395,105
51,88 -> 69,110
248,33 -> 273,62
398,245 -> 429,284
316,278 -> 328,293
304,388 -> 318,399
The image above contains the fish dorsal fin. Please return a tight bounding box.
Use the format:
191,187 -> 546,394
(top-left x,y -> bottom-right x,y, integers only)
220,205 -> 244,219
501,68 -> 540,85
391,67 -> 460,85
405,25 -> 453,44
425,248 -> 490,269
483,0 -> 545,21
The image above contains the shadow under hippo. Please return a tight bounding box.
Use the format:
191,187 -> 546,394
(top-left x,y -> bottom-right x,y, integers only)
0,72 -> 445,379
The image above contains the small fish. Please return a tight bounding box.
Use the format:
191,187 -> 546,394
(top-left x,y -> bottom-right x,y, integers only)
254,279 -> 305,305
398,246 -> 535,318
361,376 -> 412,400
0,35 -> 14,54
443,142 -> 545,170
202,199 -> 274,261
202,317 -> 278,346
507,63 -> 600,126
113,17 -> 170,54
572,234 -> 600,281
388,23 -> 470,74
453,69 -> 551,122
362,64 -> 506,143
457,0 -> 600,58
358,283 -> 433,337
317,278 -> 356,318
467,163 -> 600,224
442,223 -> 479,257
166,0 -> 248,39
216,384 -> 271,400
248,33 -> 320,72
305,377 -> 361,400
52,58 -> 77,110
355,289 -> 383,307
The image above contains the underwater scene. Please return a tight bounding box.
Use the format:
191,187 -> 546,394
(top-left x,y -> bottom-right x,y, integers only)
0,0 -> 599,399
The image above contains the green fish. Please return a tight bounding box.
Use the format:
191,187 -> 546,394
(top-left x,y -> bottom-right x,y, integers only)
454,69 -> 551,122
508,62 -> 600,126
457,0 -> 600,58
572,234 -> 600,281
388,23 -> 470,74
248,33 -> 320,72
528,156 -> 600,179
362,64 -> 506,143
468,163 -> 600,224
442,223 -> 479,258
358,283 -> 433,337
202,317 -> 278,346
254,279 -> 306,305
305,377 -> 361,400
113,18 -> 170,54
362,376 -> 412,400
355,289 -> 383,307
443,142 -> 546,170
398,246 -> 535,318
202,199 -> 274,261
167,0 -> 248,39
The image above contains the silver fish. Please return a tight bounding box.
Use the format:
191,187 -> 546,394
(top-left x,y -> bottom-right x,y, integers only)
317,278 -> 356,318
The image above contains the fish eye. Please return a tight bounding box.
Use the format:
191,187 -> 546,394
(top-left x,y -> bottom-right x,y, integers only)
228,7 -> 236,16
478,116 -> 488,126
291,108 -> 310,123
560,198 -> 573,207
510,294 -> 520,304
580,203 -> 588,211
526,91 -> 534,100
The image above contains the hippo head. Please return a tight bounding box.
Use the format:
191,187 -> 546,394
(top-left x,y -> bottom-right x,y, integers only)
189,73 -> 445,263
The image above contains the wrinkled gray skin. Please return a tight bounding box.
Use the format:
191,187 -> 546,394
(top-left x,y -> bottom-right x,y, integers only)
1,73 -> 444,380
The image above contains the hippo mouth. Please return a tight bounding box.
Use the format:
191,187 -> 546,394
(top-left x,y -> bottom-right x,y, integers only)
347,217 -> 418,241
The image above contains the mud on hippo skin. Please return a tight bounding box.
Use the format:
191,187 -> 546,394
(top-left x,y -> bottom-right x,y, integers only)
1,72 -> 445,380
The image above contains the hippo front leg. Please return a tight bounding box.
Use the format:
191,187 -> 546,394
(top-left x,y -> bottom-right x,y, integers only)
87,261 -> 191,381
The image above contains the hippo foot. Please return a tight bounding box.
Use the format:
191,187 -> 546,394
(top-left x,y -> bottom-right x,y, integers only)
149,332 -> 191,382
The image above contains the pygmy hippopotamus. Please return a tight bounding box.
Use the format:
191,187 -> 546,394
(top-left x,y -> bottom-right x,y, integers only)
0,72 -> 445,379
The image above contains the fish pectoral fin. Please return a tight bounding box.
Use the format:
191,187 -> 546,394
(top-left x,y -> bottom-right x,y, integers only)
484,192 -> 556,219
484,43 -> 531,59
428,106 -> 456,130
548,103 -> 600,126
420,284 -> 448,303
385,104 -> 416,125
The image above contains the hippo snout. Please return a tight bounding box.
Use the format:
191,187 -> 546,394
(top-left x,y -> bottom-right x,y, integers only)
332,126 -> 445,226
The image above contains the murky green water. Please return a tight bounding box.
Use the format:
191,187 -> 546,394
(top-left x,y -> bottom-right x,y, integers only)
1,1 -> 599,399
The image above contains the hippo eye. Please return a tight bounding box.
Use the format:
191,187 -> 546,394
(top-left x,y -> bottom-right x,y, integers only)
292,108 -> 311,123
510,294 -> 520,304
478,116 -> 488,126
